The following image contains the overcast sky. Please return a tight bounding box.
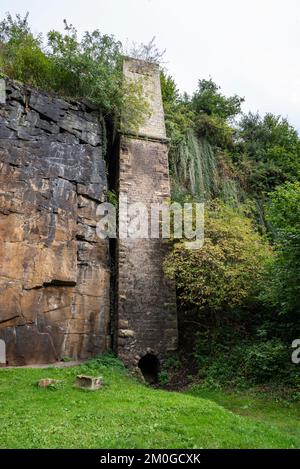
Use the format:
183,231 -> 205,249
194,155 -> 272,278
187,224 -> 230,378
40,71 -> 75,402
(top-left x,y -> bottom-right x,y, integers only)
1,0 -> 300,130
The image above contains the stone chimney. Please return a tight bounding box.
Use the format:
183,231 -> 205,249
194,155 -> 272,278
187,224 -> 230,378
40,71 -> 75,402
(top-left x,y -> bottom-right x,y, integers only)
115,58 -> 178,376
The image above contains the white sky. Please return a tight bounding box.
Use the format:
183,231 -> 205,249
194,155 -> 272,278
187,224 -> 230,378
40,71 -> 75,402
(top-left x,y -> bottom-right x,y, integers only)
1,0 -> 300,130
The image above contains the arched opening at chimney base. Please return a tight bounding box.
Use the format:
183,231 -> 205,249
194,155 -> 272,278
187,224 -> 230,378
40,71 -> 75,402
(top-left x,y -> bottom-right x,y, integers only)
138,353 -> 160,384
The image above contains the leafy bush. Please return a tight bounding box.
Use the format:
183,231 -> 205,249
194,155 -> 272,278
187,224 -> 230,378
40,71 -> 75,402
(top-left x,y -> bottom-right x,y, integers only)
242,340 -> 290,383
195,339 -> 300,388
0,13 -> 53,86
0,13 -> 148,130
84,352 -> 126,372
158,371 -> 169,385
163,355 -> 181,372
165,202 -> 272,317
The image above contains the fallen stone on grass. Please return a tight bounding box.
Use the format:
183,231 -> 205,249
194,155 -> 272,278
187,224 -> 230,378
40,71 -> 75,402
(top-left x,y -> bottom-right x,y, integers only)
37,378 -> 63,388
75,375 -> 103,390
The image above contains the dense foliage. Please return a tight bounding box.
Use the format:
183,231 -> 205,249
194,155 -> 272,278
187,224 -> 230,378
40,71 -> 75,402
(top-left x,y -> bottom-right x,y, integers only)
0,13 -> 148,130
161,59 -> 300,389
264,182 -> 300,317
165,203 -> 271,315
237,113 -> 300,194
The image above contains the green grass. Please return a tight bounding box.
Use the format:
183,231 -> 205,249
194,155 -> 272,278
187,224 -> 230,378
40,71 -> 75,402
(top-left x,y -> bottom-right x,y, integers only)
0,356 -> 298,449
189,386 -> 300,447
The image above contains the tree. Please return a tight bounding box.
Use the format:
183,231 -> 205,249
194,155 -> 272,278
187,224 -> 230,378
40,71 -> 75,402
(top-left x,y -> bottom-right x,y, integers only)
237,113 -> 300,193
264,182 -> 300,316
191,79 -> 244,148
192,78 -> 244,120
0,12 -> 52,86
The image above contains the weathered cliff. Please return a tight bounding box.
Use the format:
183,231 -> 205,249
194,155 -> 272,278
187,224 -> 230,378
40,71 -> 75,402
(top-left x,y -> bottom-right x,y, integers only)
0,79 -> 111,365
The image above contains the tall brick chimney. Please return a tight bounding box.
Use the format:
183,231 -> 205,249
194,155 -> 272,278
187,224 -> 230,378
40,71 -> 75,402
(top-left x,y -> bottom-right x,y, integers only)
115,58 -> 178,377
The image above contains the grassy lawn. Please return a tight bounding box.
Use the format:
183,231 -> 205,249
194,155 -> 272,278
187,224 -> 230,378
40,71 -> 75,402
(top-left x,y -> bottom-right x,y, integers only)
0,357 -> 298,449
189,386 -> 300,447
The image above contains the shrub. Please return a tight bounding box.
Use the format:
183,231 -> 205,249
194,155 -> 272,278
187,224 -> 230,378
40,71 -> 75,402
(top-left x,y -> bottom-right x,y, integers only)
0,13 -> 148,130
158,371 -> 169,386
242,340 -> 290,383
164,202 -> 272,319
195,339 -> 300,388
84,352 -> 126,372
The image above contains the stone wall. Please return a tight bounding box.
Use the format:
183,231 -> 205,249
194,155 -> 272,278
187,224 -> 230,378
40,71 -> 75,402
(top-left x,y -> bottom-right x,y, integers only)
116,59 -> 178,367
0,79 -> 110,365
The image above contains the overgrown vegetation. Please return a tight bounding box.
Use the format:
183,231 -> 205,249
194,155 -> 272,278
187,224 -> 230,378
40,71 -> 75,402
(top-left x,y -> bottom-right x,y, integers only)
0,13 -> 148,131
165,203 -> 271,314
161,57 -> 300,391
264,182 -> 300,317
1,12 -> 299,394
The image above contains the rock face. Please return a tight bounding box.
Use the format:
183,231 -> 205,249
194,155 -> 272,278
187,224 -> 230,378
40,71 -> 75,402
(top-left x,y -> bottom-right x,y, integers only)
116,59 -> 178,367
0,79 -> 110,365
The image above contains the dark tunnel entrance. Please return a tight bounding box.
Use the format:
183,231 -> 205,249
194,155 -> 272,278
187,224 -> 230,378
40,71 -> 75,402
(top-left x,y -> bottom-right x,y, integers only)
138,353 -> 160,384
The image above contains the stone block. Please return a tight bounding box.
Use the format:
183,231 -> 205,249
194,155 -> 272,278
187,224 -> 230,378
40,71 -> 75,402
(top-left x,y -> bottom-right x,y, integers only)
38,378 -> 62,388
75,375 -> 103,390
118,319 -> 129,329
119,329 -> 135,338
